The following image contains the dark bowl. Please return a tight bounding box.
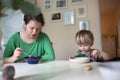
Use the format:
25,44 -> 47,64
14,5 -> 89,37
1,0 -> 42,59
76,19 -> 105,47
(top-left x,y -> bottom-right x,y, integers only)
24,56 -> 41,64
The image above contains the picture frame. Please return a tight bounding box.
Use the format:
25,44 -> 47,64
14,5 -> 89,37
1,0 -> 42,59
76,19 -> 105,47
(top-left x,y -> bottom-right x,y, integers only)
71,0 -> 83,4
51,12 -> 62,22
63,10 -> 74,25
79,21 -> 89,30
56,0 -> 67,9
43,0 -> 52,10
76,5 -> 87,18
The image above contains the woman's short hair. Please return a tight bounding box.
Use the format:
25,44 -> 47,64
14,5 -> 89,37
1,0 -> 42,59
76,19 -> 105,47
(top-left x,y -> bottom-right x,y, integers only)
24,13 -> 45,26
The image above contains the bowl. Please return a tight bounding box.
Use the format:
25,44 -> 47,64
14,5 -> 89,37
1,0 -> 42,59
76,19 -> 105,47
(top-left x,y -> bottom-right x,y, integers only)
99,62 -> 120,80
24,56 -> 41,64
69,57 -> 90,63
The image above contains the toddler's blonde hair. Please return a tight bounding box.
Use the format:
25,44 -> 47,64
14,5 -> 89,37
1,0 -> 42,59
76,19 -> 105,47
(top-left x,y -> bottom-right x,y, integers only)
75,30 -> 94,46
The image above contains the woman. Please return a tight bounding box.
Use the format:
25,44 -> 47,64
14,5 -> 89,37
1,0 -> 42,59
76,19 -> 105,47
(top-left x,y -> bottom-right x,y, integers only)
3,13 -> 55,63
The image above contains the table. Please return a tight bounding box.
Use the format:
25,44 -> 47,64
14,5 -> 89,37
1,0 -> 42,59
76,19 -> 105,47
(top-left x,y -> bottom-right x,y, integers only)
4,60 -> 103,80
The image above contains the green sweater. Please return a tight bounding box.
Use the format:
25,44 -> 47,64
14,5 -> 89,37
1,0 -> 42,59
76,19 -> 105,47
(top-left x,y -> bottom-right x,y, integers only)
3,32 -> 55,62
75,49 -> 94,57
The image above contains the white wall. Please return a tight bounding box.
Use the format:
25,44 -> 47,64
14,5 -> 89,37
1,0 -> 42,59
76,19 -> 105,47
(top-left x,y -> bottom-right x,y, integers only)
37,0 -> 102,60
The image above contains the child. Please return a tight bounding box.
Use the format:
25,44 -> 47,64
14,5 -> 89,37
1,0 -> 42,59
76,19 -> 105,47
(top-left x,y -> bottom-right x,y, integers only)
69,30 -> 112,62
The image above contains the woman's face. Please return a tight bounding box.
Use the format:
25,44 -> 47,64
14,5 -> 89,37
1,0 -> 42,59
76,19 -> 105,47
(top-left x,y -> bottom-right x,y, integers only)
24,20 -> 42,39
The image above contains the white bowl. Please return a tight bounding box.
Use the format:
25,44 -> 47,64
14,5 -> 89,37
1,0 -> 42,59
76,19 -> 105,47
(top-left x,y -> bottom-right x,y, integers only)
69,57 -> 90,63
99,62 -> 120,80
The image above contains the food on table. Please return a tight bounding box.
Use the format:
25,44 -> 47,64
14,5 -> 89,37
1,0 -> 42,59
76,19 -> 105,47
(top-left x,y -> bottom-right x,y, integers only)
84,65 -> 92,71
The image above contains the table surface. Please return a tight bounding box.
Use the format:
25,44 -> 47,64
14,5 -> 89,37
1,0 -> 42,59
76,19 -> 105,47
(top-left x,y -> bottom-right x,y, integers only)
4,60 -> 103,80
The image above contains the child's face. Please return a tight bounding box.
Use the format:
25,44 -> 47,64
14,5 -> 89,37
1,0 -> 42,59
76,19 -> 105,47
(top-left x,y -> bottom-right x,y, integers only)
78,44 -> 91,53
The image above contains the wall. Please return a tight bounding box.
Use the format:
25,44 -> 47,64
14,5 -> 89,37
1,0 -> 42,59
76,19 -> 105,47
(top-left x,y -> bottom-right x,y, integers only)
37,0 -> 101,60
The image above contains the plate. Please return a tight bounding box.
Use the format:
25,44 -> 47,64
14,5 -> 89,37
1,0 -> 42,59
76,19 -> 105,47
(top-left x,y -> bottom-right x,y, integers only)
69,57 -> 90,63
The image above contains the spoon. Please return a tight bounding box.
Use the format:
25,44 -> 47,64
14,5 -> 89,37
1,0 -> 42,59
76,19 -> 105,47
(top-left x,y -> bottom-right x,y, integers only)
22,51 -> 31,57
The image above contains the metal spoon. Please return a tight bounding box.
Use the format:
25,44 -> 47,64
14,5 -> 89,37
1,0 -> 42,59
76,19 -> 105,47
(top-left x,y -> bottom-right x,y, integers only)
22,51 -> 31,57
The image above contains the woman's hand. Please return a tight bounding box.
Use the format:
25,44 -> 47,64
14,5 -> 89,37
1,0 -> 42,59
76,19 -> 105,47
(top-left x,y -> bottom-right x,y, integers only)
12,47 -> 23,61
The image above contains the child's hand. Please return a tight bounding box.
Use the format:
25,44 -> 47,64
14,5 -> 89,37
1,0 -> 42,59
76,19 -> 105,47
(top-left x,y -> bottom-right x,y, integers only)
69,56 -> 75,59
90,50 -> 100,57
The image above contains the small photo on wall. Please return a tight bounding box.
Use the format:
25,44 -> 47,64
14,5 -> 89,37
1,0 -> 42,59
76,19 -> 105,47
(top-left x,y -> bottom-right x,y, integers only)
71,0 -> 83,4
63,10 -> 74,25
56,0 -> 67,9
79,21 -> 89,30
76,5 -> 87,18
51,12 -> 62,22
43,0 -> 52,10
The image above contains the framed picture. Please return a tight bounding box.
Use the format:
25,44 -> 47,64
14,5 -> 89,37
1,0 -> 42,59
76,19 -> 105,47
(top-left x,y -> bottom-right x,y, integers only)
56,0 -> 67,9
43,0 -> 52,10
79,21 -> 89,30
71,0 -> 83,4
63,10 -> 74,25
76,5 -> 87,18
51,12 -> 62,22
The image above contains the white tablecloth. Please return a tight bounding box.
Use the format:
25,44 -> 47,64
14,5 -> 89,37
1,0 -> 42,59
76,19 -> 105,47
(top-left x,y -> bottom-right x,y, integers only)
4,60 -> 103,80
